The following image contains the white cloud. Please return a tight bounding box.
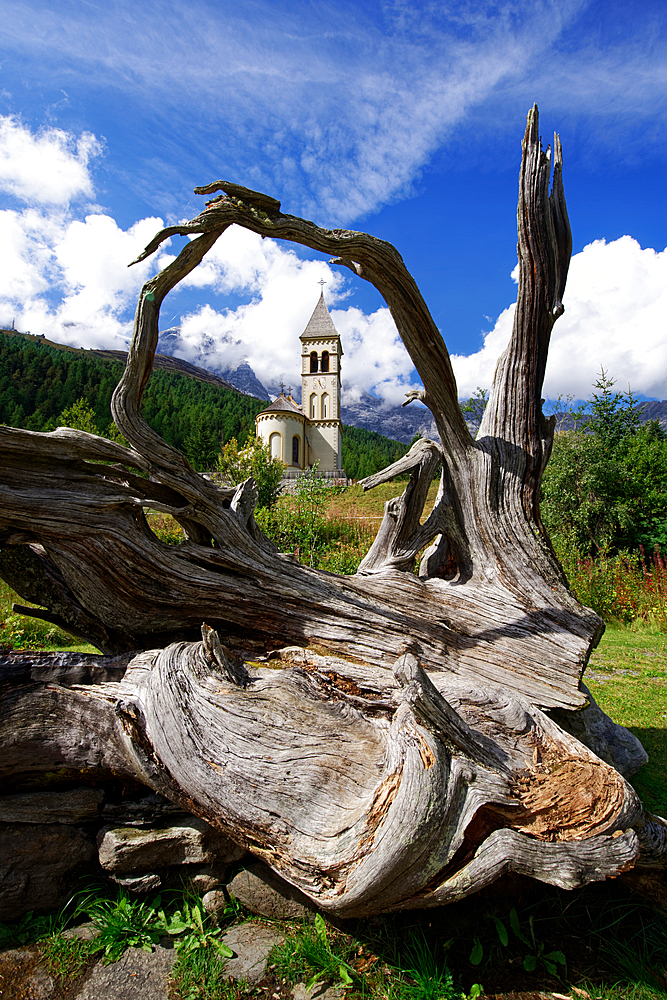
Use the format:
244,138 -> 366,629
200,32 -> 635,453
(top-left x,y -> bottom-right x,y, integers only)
0,206 -> 163,348
0,110 -> 165,345
2,120 -> 665,411
147,224 -> 421,404
0,115 -> 102,205
451,237 -> 667,401
169,227 -> 344,379
330,306 -> 423,407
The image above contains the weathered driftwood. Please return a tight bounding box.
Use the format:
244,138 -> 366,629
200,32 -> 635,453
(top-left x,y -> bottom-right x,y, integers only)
0,107 -> 665,914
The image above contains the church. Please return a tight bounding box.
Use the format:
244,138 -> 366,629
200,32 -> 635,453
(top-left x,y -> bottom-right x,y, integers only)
255,291 -> 344,475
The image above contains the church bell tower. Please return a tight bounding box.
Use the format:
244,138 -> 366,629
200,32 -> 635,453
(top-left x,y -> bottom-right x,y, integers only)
299,290 -> 343,472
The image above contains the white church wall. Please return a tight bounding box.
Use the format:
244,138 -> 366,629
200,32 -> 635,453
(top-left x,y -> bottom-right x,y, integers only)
308,422 -> 340,471
257,412 -> 305,468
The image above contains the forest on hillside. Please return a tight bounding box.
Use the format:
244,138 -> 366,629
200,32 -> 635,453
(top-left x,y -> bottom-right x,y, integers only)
0,333 -> 406,479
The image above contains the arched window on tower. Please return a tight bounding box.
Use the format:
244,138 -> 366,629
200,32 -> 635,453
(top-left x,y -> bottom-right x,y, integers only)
310,351 -> 318,373
321,392 -> 329,418
269,432 -> 282,461
321,351 -> 330,372
309,393 -> 317,419
292,435 -> 300,466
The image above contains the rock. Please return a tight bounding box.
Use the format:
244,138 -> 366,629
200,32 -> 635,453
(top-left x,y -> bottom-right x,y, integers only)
185,863 -> 229,895
101,792 -> 185,827
293,985 -> 345,1000
97,817 -> 245,873
25,964 -> 56,998
111,872 -> 162,893
227,863 -> 314,920
221,922 -> 284,984
0,788 -> 104,824
202,889 -> 228,922
62,922 -> 97,940
0,947 -> 58,999
76,945 -> 176,1000
0,823 -> 96,921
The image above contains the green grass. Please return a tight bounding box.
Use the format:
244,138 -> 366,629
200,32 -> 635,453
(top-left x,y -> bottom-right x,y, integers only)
169,948 -> 247,1000
586,623 -> 667,816
0,578 -> 98,653
271,913 -> 359,990
0,878 -> 664,1000
40,932 -> 92,983
264,885 -> 667,1000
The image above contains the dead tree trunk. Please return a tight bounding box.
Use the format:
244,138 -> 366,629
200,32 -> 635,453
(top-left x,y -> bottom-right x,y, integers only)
1,107 -> 664,915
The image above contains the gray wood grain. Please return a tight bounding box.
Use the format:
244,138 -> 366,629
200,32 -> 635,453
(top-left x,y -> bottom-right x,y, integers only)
1,107 -> 663,911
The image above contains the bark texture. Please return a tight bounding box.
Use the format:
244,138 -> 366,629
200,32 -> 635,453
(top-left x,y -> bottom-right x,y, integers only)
1,107 -> 664,914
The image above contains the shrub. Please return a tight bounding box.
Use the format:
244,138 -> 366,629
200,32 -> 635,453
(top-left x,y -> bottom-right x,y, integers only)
215,434 -> 284,509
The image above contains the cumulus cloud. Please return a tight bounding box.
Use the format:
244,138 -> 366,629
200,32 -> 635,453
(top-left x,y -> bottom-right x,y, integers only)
451,237 -> 667,401
0,115 -> 102,205
0,117 -> 165,346
3,119 -> 665,410
0,206 -> 163,348
330,306 -> 423,407
158,227 -> 420,403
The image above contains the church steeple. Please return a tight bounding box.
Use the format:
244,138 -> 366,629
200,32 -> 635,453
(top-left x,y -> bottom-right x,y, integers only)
300,291 -> 343,471
255,290 -> 344,475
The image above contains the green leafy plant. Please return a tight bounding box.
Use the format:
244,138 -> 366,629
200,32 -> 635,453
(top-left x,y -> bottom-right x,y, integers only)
255,464 -> 345,566
460,387 -> 489,433
55,394 -> 128,444
158,897 -> 233,958
504,908 -> 566,977
56,396 -> 102,435
469,907 -> 566,978
541,371 -> 667,560
79,889 -> 164,964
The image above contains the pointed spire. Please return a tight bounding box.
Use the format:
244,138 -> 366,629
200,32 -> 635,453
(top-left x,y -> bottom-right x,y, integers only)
299,290 -> 341,345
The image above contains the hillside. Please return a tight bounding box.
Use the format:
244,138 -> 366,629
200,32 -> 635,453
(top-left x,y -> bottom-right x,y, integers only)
0,330 -> 407,479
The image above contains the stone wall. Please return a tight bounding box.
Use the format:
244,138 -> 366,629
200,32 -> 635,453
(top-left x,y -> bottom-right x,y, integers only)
0,785 -> 251,921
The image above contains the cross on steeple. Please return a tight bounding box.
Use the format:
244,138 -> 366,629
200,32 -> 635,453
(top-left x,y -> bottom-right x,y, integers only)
279,381 -> 285,394
286,386 -> 292,396
318,279 -> 326,292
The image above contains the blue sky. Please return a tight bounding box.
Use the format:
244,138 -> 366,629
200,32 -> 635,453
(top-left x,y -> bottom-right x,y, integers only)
0,0 -> 665,404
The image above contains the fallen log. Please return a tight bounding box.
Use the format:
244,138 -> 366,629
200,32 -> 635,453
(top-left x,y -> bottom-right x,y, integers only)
1,107 -> 664,915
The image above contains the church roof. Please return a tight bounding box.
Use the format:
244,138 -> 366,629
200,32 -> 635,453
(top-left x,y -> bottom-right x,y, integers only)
299,292 -> 343,353
257,394 -> 304,416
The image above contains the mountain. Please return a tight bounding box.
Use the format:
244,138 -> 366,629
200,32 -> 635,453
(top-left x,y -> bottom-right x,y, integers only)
341,392 -> 440,445
549,400 -> 667,433
92,349 -> 238,393
220,362 -> 270,401
155,325 -> 442,440
639,400 -> 667,428
156,328 -> 271,400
